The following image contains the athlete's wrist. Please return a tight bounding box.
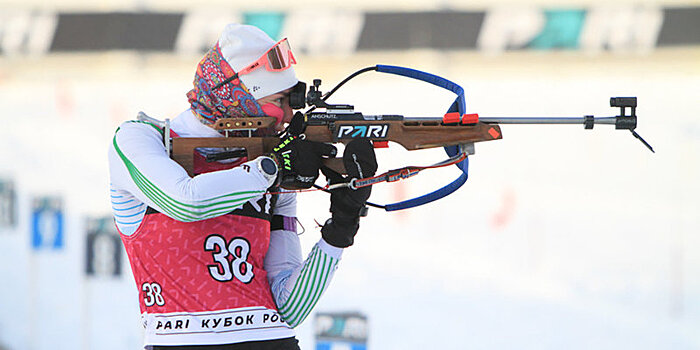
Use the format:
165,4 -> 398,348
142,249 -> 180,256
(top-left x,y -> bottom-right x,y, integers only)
254,156 -> 279,187
318,238 -> 344,258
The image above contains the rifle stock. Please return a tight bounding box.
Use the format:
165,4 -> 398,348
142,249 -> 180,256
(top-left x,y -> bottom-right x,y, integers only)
170,117 -> 502,177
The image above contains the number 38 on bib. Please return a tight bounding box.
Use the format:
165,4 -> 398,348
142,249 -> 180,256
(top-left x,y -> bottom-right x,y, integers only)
204,234 -> 254,284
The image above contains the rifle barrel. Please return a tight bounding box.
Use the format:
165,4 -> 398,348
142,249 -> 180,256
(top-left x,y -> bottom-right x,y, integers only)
480,117 -> 617,125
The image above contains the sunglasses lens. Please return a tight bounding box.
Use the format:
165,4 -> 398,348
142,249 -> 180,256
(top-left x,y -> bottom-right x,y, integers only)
266,40 -> 292,70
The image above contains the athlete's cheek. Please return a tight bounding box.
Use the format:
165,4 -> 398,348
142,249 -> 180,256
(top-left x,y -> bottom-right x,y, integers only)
261,103 -> 285,126
282,104 -> 293,124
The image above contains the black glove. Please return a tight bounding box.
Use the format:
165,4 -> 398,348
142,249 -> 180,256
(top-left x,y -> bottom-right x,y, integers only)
270,135 -> 337,190
321,139 -> 378,248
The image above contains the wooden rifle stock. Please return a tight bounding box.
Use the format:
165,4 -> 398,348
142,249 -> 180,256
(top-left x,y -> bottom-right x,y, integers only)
170,117 -> 502,177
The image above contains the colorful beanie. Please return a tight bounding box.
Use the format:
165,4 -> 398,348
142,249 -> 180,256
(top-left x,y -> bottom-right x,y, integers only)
186,24 -> 298,127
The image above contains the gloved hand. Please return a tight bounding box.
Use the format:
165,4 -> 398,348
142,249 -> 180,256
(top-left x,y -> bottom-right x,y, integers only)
270,135 -> 337,190
321,139 -> 378,248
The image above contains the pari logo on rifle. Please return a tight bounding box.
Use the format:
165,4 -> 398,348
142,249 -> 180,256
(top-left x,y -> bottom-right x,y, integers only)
336,124 -> 389,139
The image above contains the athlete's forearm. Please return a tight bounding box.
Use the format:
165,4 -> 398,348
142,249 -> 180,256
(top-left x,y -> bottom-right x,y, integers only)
270,239 -> 342,328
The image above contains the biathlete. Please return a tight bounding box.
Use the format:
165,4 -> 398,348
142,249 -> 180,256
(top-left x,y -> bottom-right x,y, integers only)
108,23 -> 377,349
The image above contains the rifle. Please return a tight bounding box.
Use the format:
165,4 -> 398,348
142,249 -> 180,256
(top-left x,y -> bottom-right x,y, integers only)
164,65 -> 653,211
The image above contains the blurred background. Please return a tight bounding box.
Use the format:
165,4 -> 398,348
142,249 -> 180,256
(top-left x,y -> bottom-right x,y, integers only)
0,0 -> 699,349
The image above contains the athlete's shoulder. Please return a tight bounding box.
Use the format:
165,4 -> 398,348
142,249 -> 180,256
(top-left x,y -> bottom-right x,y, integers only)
110,112 -> 171,161
115,112 -> 166,137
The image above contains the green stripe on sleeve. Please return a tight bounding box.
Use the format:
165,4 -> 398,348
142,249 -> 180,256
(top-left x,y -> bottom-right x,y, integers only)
126,120 -> 165,136
279,245 -> 321,315
286,254 -> 328,325
112,130 -> 264,222
289,256 -> 337,326
279,245 -> 339,328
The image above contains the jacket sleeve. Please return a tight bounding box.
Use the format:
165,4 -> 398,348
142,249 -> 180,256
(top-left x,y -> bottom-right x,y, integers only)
109,121 -> 276,222
265,192 -> 344,328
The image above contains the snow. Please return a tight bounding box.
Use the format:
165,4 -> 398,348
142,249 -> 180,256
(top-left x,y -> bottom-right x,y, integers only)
1,50 -> 699,349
